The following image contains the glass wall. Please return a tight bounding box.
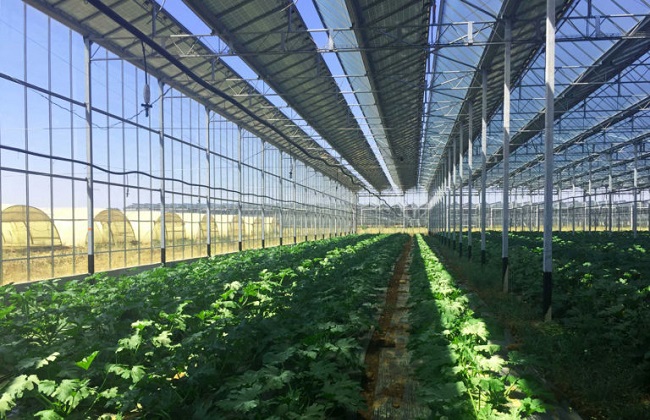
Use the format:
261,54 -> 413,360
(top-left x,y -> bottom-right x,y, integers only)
0,3 -> 354,284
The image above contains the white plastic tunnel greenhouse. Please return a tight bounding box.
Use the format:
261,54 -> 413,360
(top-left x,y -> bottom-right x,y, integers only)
1,207 -> 139,250
0,205 -> 63,249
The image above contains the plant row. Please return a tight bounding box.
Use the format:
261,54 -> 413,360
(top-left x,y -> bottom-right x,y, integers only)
464,231 -> 650,363
407,235 -> 547,419
433,231 -> 650,418
0,233 -> 407,419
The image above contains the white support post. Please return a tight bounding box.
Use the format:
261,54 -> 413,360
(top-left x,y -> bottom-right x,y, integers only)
542,0 -> 556,321
459,131 -> 464,257
378,195 -> 382,234
468,103 -> 474,260
279,151 -> 284,245
292,157 -> 297,244
205,108 -> 212,256
453,143 -> 458,251
238,127 -> 243,251
502,18 -> 511,292
158,80 -> 167,264
608,153 -> 613,233
481,69 -> 488,264
558,177 -> 563,232
572,172 -> 576,234
261,141 -> 266,248
448,154 -> 453,246
529,188 -> 534,232
84,37 -> 95,274
587,158 -> 592,232
633,142 -> 639,237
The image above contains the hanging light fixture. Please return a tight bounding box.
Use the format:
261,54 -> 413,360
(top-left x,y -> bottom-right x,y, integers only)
141,41 -> 153,117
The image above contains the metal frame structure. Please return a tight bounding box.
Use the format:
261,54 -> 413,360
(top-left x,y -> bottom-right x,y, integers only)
0,0 -> 649,312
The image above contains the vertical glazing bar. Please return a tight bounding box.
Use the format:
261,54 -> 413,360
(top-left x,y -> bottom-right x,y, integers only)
237,127 -> 243,251
542,0 -> 556,321
205,108 -> 211,256
121,61 -> 127,265
69,29 -> 77,273
481,69 -> 488,264
468,104 -> 473,260
105,49 -> 112,268
84,37 -> 95,274
48,18 -> 55,278
23,4 -> 32,281
502,18 -> 511,292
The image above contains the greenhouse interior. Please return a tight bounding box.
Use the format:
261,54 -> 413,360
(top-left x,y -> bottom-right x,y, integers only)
1,0 -> 649,418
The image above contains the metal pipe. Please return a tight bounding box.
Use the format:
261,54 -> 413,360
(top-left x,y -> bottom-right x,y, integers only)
279,151 -> 284,245
608,153 -> 613,233
238,126 -> 243,251
261,140 -> 266,248
633,142 -> 638,237
468,103 -> 474,260
205,108 -> 212,256
459,130 -> 464,257
502,18 -> 511,292
481,69 -> 488,265
543,0 -> 556,321
85,37 -> 95,274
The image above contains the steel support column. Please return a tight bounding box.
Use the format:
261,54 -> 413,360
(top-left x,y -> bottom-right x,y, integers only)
237,127 -> 243,251
587,159 -> 592,232
608,153 -> 613,233
542,0 -> 555,321
633,142 -> 639,237
158,81 -> 167,264
481,69 -> 488,265
261,141 -> 266,248
84,37 -> 95,274
558,178 -> 563,232
502,19 -> 512,292
458,131 -> 464,258
205,108 -> 212,256
452,144 -> 457,251
292,157 -> 297,244
468,104 -> 474,260
279,151 -> 284,246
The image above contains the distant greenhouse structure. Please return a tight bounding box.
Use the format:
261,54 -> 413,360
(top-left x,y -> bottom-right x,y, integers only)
1,205 -> 62,249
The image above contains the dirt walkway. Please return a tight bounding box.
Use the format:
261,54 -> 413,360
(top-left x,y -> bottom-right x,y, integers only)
361,238 -> 429,419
